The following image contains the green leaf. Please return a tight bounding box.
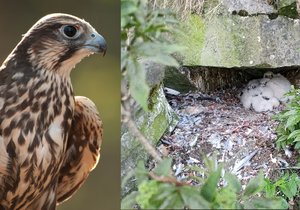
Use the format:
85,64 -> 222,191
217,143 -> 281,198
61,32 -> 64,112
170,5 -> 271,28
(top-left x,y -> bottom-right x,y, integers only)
264,178 -> 276,197
154,157 -> 172,176
136,42 -> 184,58
276,135 -> 288,143
224,173 -> 241,193
136,161 -> 148,185
146,55 -> 179,67
121,0 -> 138,16
180,186 -> 210,209
215,187 -> 238,209
155,183 -> 176,200
158,191 -> 183,209
243,197 -> 289,209
200,167 -> 221,202
279,177 -> 297,199
244,172 -> 265,197
295,141 -> 300,149
282,109 -> 297,117
136,180 -> 159,209
121,191 -> 139,209
127,58 -> 150,111
294,135 -> 300,142
285,115 -> 300,129
287,129 -> 300,139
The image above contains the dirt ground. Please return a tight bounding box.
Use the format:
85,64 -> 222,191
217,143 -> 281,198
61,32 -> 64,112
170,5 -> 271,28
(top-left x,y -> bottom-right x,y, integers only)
158,87 -> 299,187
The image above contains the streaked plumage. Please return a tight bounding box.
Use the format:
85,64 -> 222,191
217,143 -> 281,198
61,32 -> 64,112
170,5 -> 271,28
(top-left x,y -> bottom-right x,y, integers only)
0,13 -> 106,209
57,96 -> 103,204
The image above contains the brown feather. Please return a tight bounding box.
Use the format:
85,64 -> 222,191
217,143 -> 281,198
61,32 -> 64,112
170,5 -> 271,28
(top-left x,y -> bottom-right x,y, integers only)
57,96 -> 103,204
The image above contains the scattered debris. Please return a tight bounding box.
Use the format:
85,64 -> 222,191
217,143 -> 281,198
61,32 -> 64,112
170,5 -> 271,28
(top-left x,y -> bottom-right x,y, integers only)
232,150 -> 258,174
164,87 -> 180,96
159,88 -> 298,184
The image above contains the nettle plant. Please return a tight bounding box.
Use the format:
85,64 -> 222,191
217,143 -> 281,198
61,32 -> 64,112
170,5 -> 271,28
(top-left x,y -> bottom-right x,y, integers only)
122,158 -> 288,209
265,172 -> 300,205
275,87 -> 300,149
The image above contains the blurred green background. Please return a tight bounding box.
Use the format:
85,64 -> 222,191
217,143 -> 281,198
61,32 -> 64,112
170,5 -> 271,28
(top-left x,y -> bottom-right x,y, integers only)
0,1 -> 120,210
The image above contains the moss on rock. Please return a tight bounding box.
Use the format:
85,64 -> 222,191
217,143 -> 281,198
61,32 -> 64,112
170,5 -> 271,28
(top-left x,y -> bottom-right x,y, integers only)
175,14 -> 206,65
121,84 -> 178,196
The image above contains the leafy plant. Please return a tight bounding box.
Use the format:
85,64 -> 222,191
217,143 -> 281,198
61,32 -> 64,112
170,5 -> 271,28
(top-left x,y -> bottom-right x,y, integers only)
121,158 -> 288,209
264,172 -> 300,202
274,87 -> 300,149
121,0 -> 183,111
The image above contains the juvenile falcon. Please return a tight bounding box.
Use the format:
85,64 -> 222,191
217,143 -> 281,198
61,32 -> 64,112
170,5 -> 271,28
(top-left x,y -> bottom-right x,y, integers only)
0,13 -> 105,209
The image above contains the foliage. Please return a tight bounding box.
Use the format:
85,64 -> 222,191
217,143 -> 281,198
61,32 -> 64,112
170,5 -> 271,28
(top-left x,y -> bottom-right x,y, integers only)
264,172 -> 300,202
274,87 -> 300,149
121,0 -> 183,111
121,158 -> 288,209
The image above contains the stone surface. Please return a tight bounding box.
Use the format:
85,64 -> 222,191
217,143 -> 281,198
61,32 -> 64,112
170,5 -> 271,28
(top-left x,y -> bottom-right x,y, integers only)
142,59 -> 165,87
168,0 -> 300,93
176,0 -> 300,68
121,84 -> 178,196
121,60 -> 178,196
221,0 -> 276,15
163,66 -> 197,93
187,15 -> 300,68
165,66 -> 253,92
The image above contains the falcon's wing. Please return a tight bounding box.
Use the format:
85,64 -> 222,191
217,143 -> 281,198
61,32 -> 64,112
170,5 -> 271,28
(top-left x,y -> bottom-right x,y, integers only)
56,96 -> 103,204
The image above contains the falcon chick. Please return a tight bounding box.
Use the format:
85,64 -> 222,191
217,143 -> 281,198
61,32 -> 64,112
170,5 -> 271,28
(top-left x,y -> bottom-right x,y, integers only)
0,13 -> 106,209
263,71 -> 291,102
240,77 -> 279,112
251,95 -> 280,112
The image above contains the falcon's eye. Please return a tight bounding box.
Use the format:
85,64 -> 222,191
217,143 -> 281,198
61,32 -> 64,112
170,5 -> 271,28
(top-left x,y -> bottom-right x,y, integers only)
61,25 -> 79,38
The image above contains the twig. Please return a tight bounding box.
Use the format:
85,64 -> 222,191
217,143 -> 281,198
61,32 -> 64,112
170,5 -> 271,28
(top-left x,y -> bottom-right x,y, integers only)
121,82 -> 162,162
124,111 -> 162,162
148,171 -> 190,186
274,167 -> 300,170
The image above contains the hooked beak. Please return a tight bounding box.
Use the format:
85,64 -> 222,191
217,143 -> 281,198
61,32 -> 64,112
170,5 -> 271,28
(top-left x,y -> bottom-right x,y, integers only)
83,32 -> 107,56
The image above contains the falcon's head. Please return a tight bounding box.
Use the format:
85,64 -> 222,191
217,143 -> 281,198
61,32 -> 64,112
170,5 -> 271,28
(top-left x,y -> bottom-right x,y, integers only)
2,13 -> 107,76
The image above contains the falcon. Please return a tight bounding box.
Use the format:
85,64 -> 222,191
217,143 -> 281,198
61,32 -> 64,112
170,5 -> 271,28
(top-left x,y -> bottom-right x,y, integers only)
0,13 -> 106,209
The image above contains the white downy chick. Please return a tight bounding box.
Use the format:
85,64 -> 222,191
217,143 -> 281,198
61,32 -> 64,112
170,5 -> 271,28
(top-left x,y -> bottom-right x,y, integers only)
240,79 -> 261,109
265,72 -> 291,101
250,84 -> 278,112
246,79 -> 260,90
251,95 -> 280,112
240,76 -> 279,112
264,71 -> 291,101
257,85 -> 274,99
240,88 -> 258,109
259,77 -> 271,86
